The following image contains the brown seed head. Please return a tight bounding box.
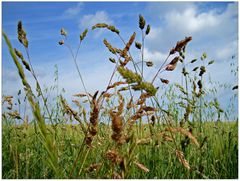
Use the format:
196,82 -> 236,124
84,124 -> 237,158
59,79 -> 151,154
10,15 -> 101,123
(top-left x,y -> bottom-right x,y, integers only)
85,163 -> 102,173
134,161 -> 150,173
175,36 -> 192,52
120,32 -> 136,58
105,149 -> 122,164
170,36 -> 192,54
175,150 -> 190,170
146,61 -> 153,67
160,78 -> 169,84
17,21 -> 28,48
8,110 -> 21,119
60,28 -> 67,36
120,56 -> 132,67
58,40 -> 64,45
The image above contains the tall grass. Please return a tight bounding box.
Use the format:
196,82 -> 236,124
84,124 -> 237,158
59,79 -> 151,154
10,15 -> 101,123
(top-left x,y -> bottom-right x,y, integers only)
2,15 -> 238,179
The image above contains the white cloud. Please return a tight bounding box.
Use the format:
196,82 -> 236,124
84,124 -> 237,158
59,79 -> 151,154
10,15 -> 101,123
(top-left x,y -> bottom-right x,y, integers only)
215,40 -> 238,60
144,48 -> 168,64
2,68 -> 19,82
2,69 -> 21,97
79,11 -> 113,29
145,2 -> 195,20
63,3 -> 83,17
79,11 -> 114,38
146,2 -> 238,53
166,7 -> 220,33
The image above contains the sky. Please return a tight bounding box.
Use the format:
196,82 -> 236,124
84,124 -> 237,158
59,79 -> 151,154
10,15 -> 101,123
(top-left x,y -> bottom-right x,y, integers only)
2,2 -> 238,119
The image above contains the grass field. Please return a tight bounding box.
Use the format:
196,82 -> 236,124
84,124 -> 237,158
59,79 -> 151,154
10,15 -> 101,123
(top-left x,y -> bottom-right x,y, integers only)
2,14 -> 238,179
2,121 -> 238,179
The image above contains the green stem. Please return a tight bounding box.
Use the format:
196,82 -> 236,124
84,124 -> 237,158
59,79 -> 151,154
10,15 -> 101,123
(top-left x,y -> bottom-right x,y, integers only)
25,48 -> 53,124
141,30 -> 144,78
78,148 -> 90,177
69,140 -> 86,178
65,42 -> 91,103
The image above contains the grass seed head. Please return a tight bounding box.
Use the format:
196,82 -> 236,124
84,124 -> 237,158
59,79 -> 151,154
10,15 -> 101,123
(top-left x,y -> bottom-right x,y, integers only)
109,93 -> 125,144
86,91 -> 100,147
197,80 -> 202,90
92,23 -> 120,34
139,14 -> 146,30
166,56 -> 180,71
103,39 -> 116,54
175,150 -> 190,170
146,24 -> 151,35
170,36 -> 192,54
3,95 -> 13,110
151,115 -> 155,126
105,149 -> 122,164
175,36 -> 192,52
85,163 -> 102,173
135,41 -> 142,49
160,78 -> 169,84
8,110 -> 21,119
134,161 -> 150,173
14,48 -> 31,72
146,61 -> 153,67
17,21 -> 28,48
199,66 -> 206,76
80,29 -> 88,41
60,28 -> 67,36
107,25 -> 120,34
166,127 -> 199,147
117,66 -> 142,84
120,56 -> 132,67
92,23 -> 108,30
58,40 -> 64,45
109,57 -> 116,63
120,32 -> 136,58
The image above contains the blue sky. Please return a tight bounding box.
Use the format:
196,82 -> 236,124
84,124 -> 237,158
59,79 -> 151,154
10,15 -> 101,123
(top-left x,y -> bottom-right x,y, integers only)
2,2 -> 238,119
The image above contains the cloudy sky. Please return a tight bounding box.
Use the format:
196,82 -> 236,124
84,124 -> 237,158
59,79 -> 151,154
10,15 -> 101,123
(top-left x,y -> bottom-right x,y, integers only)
2,2 -> 238,118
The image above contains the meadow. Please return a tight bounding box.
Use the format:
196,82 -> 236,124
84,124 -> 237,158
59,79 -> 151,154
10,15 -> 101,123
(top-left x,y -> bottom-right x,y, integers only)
2,15 -> 238,179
